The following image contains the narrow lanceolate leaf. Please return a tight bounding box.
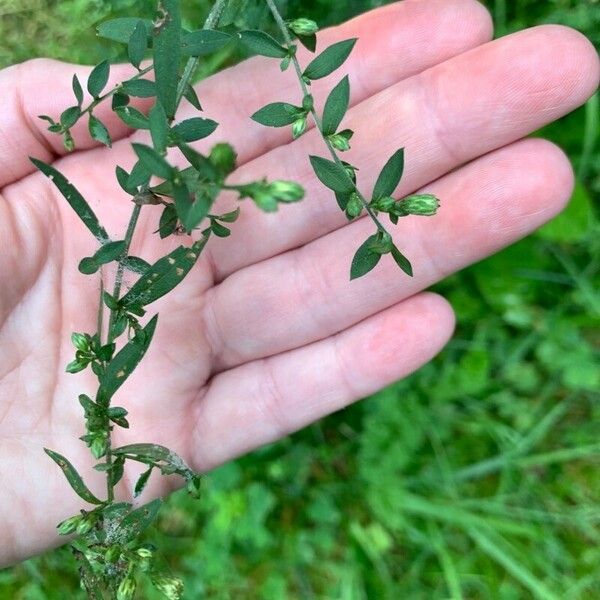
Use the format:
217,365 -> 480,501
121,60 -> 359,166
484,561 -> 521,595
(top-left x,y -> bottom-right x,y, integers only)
114,443 -> 194,478
120,237 -> 209,308
149,102 -> 169,154
115,106 -> 150,130
183,83 -> 202,110
238,30 -> 288,58
128,20 -> 148,69
89,115 -> 112,147
132,143 -> 174,180
372,148 -> 405,201
350,234 -> 382,280
391,244 -> 413,277
72,74 -> 84,106
171,117 -> 218,142
303,39 -> 357,80
87,60 -> 110,98
97,18 -> 153,44
121,79 -> 156,98
44,448 -> 103,505
251,102 -> 303,127
181,29 -> 232,56
97,315 -> 158,404
134,467 -> 153,498
117,499 -> 162,541
322,75 -> 350,136
153,0 -> 181,119
309,155 -> 354,194
158,204 -> 178,238
31,158 -> 108,242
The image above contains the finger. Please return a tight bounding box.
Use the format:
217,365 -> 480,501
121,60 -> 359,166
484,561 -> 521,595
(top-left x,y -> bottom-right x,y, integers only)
0,59 -> 154,187
205,24 -> 600,279
190,292 -> 455,471
203,138 -> 573,370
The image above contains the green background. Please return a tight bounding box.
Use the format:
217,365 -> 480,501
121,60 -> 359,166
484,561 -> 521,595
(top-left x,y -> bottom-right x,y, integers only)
0,0 -> 599,598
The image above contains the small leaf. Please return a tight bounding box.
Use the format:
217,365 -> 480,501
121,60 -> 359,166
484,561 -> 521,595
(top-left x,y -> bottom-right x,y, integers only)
87,60 -> 110,98
112,92 -> 130,110
303,39 -> 357,81
183,83 -> 202,110
120,238 -> 209,308
177,144 -> 218,181
149,101 -> 169,154
128,20 -> 148,69
134,467 -> 153,498
31,158 -> 109,242
297,33 -> 317,53
251,102 -> 303,127
110,457 -> 125,487
97,315 -> 158,404
118,499 -> 161,540
60,106 -> 81,129
89,115 -> 112,147
158,204 -> 178,239
372,148 -> 404,201
121,79 -> 156,98
72,74 -> 84,106
322,75 -> 350,136
79,257 -> 99,275
97,17 -> 152,45
115,106 -> 150,130
132,143 -> 174,180
391,244 -> 413,277
94,240 -> 126,265
116,165 -> 137,195
171,118 -> 218,143
181,29 -> 232,56
309,155 -> 354,194
210,219 -> 230,237
238,30 -> 288,58
44,448 -> 103,505
215,207 -> 240,223
127,160 -> 152,189
153,0 -> 181,119
350,234 -> 382,280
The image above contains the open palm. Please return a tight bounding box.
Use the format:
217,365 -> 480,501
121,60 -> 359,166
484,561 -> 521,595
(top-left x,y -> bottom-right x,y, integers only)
0,0 -> 597,566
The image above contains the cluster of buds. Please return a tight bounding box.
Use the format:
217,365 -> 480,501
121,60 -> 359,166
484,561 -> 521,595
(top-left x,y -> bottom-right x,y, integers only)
236,179 -> 305,212
79,393 -> 129,458
287,18 -> 319,36
66,331 -> 116,376
371,193 -> 440,224
151,574 -> 185,600
57,509 -> 100,537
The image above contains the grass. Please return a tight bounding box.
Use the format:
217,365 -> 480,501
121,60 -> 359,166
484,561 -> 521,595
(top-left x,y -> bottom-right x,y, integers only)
0,0 -> 599,598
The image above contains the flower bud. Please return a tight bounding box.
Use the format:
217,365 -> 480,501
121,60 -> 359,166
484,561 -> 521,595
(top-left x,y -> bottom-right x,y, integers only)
63,131 -> 75,152
345,193 -> 363,219
253,191 -> 278,213
136,547 -> 153,559
329,133 -> 351,152
292,116 -> 307,139
117,575 -> 137,600
71,332 -> 90,352
105,545 -> 122,563
302,94 -> 314,112
399,193 -> 440,216
76,512 -> 97,535
375,196 -> 396,212
370,232 -> 394,255
288,18 -> 319,36
57,515 -> 82,536
269,181 -> 305,203
342,162 -> 357,183
209,143 -> 237,175
152,575 -> 184,600
90,433 -> 108,459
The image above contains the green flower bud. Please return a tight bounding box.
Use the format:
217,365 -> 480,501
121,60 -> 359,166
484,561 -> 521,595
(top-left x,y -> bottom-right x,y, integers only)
71,332 -> 90,352
342,162 -> 358,183
136,547 -> 153,559
76,512 -> 97,535
370,232 -> 394,255
66,359 -> 88,374
253,191 -> 278,213
292,115 -> 307,139
209,143 -> 237,175
329,133 -> 351,152
152,575 -> 184,600
105,545 -> 122,563
269,180 -> 305,203
117,575 -> 137,600
90,433 -> 108,459
288,18 -> 319,36
345,193 -> 363,219
57,515 -> 82,536
63,131 -> 75,152
399,193 -> 440,216
302,94 -> 314,112
375,196 -> 396,212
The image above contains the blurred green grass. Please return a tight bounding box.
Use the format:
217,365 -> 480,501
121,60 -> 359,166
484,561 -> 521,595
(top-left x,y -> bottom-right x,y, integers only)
0,0 -> 599,598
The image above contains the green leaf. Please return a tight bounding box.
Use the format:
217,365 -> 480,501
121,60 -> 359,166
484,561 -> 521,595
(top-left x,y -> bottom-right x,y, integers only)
210,219 -> 230,237
112,92 -> 130,110
114,443 -> 194,478
127,160 -> 152,189
177,144 -> 218,181
303,39 -> 357,80
123,256 -> 151,275
120,238 -> 209,308
153,0 -> 181,119
183,83 -> 202,110
94,240 -> 126,265
121,79 -> 156,98
134,467 -> 153,498
97,315 -> 158,404
182,29 -> 232,56
391,244 -> 413,277
97,17 -> 152,45
115,106 -> 150,130
322,76 -> 350,136
372,148 -> 404,201
132,143 -> 174,180
251,102 -> 303,127
118,499 -> 161,540
297,33 -> 317,53
350,234 -> 382,280
60,106 -> 81,129
158,204 -> 178,239
128,20 -> 148,69
238,30 -> 288,58
31,158 -> 109,242
149,102 -> 169,154
88,115 -> 112,147
309,155 -> 354,194
87,60 -> 110,98
215,207 -> 240,223
78,257 -> 99,275
44,448 -> 103,505
72,74 -> 84,106
116,166 -> 137,195
171,117 -> 218,142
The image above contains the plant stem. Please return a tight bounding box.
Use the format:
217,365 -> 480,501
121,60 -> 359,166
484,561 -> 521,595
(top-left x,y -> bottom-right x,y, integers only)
175,0 -> 229,107
264,0 -> 388,234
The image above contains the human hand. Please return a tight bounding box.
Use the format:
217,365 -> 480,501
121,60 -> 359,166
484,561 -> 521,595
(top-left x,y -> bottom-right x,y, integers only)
0,0 -> 597,566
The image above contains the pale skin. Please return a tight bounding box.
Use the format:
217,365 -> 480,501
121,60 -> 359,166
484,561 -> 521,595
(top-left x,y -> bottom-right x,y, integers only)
0,0 -> 598,566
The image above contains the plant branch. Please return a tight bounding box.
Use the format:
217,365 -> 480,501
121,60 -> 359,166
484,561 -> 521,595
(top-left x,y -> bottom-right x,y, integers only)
265,0 -> 388,233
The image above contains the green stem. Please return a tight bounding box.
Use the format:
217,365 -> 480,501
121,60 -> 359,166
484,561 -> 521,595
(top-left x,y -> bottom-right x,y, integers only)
265,0 -> 388,234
